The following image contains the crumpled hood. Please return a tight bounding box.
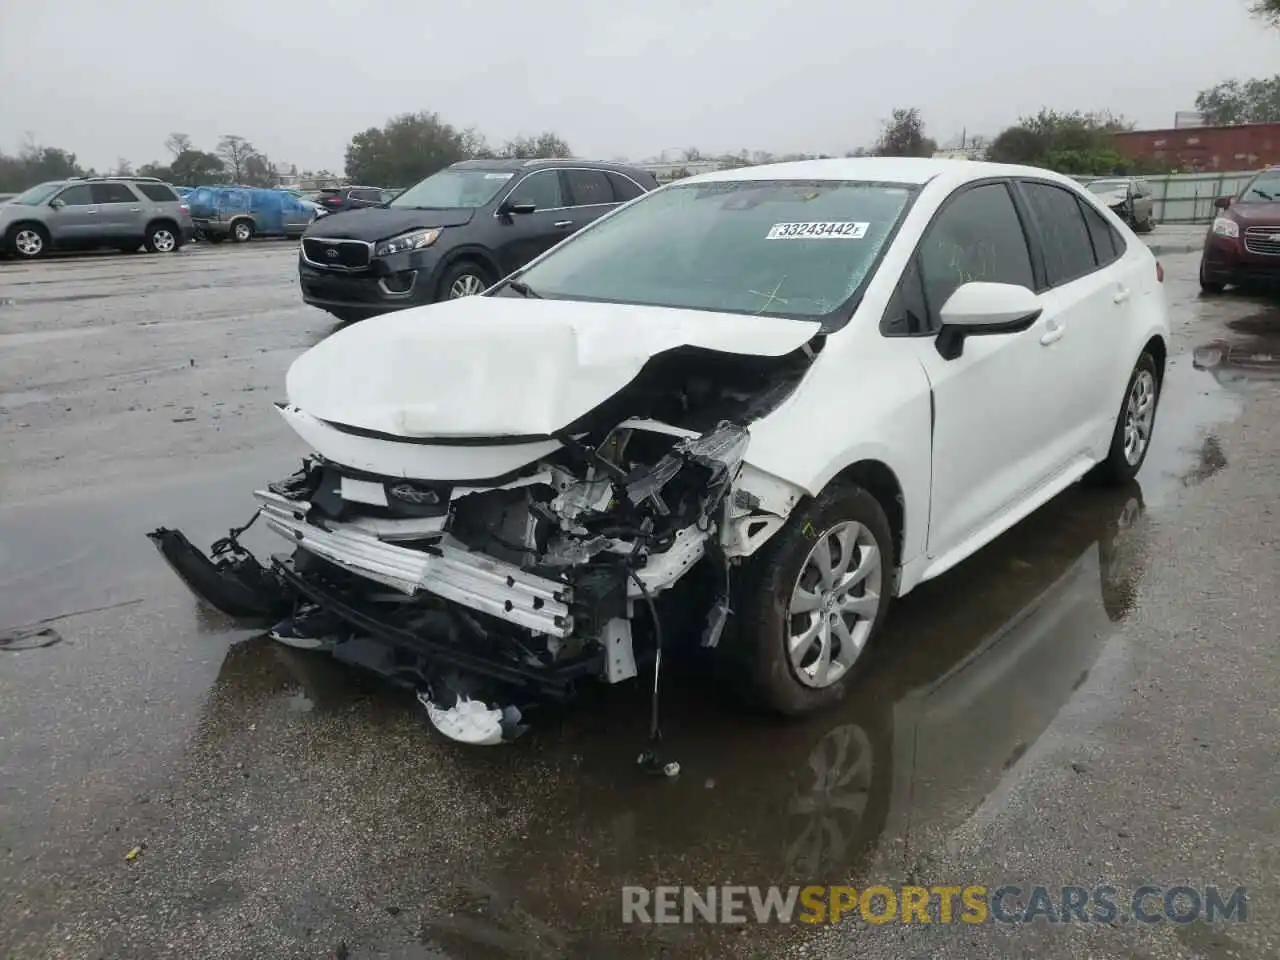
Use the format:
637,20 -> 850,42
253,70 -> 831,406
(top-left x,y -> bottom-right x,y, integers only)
303,206 -> 475,241
285,296 -> 819,439
1095,189 -> 1128,208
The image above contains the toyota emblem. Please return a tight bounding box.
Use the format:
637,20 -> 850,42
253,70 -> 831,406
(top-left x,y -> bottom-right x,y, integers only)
325,247 -> 339,259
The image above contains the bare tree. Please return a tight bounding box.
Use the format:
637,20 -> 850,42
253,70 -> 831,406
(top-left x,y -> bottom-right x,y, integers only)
113,157 -> 133,176
164,132 -> 193,159
216,135 -> 258,182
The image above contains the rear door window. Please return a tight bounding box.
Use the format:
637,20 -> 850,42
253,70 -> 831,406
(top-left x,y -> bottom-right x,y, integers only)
565,169 -> 614,207
606,171 -> 645,202
137,183 -> 179,202
1079,201 -> 1123,266
1020,182 -> 1098,287
92,183 -> 138,204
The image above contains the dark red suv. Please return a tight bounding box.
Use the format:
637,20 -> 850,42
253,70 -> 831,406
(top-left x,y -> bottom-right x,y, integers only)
1200,167 -> 1280,292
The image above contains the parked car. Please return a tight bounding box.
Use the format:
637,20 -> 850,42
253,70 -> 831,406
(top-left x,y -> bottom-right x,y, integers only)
1084,177 -> 1155,232
309,185 -> 386,215
151,158 -> 1169,748
297,158 -> 659,322
0,176 -> 193,259
187,186 -> 316,243
1199,166 -> 1280,293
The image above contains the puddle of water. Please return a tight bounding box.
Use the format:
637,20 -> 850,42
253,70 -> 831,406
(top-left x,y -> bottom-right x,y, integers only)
1193,304 -> 1280,390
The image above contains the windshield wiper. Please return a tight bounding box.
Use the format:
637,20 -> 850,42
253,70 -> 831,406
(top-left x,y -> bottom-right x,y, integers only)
505,279 -> 542,298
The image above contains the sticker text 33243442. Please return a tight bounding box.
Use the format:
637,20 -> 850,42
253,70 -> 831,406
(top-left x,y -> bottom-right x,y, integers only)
766,221 -> 869,240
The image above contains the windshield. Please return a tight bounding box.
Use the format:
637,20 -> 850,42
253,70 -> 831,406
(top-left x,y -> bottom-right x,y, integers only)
1087,180 -> 1128,195
1240,172 -> 1280,203
510,179 -> 915,318
389,168 -> 515,210
10,182 -> 65,205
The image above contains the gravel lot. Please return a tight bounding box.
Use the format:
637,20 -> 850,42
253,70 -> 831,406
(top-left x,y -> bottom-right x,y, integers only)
1,239 -> 1277,960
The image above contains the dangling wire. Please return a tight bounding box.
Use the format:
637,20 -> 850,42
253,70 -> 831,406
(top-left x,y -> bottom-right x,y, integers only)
629,567 -> 679,778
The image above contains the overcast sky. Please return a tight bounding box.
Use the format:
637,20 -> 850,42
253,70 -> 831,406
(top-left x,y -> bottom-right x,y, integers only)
1,0 -> 1276,173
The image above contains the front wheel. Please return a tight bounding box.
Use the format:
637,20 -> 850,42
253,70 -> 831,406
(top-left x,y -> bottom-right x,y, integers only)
1088,352 -> 1161,485
727,481 -> 895,716
439,261 -> 493,300
231,220 -> 254,243
1199,263 -> 1225,294
9,225 -> 48,259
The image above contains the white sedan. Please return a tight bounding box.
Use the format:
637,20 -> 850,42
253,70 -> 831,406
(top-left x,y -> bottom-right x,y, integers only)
151,157 -> 1169,743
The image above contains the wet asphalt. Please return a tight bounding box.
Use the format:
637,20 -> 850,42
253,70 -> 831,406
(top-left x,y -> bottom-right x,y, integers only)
0,239 -> 1277,960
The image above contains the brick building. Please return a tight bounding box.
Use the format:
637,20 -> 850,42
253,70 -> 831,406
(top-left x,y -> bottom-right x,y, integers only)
1113,123 -> 1280,172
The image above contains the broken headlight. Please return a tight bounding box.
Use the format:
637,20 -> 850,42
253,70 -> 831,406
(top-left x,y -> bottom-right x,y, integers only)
375,228 -> 441,258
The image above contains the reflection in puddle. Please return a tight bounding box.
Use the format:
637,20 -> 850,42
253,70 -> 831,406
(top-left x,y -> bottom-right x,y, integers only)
1194,306 -> 1280,389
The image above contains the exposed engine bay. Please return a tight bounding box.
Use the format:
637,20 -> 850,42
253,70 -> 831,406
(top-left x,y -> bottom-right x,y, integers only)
149,341 -> 817,754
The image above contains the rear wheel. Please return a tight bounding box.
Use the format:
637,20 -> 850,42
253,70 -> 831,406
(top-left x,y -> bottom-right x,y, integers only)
726,481 -> 895,716
146,223 -> 180,253
1088,351 -> 1161,485
231,220 -> 254,243
9,225 -> 48,259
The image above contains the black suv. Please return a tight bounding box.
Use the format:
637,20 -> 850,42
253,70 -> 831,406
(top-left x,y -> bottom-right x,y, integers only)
297,158 -> 659,322
308,185 -> 386,214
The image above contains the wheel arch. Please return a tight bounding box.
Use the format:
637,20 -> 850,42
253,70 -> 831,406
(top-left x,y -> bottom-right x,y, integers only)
145,216 -> 180,236
434,246 -> 501,294
828,459 -> 906,574
5,219 -> 49,241
1142,333 -> 1167,386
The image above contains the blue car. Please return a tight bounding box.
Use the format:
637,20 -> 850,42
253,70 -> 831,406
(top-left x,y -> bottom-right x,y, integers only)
187,185 -> 316,243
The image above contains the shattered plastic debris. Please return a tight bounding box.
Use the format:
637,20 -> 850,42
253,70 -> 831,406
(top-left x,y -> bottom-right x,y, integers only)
125,845 -> 143,861
418,692 -> 525,746
542,535 -> 613,567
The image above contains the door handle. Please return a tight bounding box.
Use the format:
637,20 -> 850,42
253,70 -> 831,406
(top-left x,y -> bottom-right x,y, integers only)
1112,287 -> 1131,304
553,220 -> 574,228
129,208 -> 142,213
1034,325 -> 1064,348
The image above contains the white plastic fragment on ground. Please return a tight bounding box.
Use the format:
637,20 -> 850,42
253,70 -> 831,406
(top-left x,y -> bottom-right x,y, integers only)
418,692 -> 521,746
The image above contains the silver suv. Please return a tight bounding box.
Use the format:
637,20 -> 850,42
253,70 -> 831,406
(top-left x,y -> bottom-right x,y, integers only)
0,176 -> 195,259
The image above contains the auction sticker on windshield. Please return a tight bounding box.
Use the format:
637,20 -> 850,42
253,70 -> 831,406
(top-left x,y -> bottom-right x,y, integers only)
766,221 -> 869,240
484,173 -> 515,180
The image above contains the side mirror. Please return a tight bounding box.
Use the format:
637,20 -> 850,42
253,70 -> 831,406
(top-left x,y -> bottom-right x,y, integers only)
935,282 -> 1042,361
49,198 -> 65,209
1214,196 -> 1232,210
501,200 -> 536,216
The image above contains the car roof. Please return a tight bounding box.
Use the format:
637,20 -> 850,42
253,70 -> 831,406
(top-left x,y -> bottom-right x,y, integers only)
682,157 -> 1088,192
450,157 -> 649,174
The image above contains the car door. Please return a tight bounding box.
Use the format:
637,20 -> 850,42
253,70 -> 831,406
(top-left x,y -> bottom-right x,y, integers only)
90,182 -> 144,242
1016,180 -> 1138,452
492,169 -> 571,273
45,184 -> 98,245
903,180 -> 1077,564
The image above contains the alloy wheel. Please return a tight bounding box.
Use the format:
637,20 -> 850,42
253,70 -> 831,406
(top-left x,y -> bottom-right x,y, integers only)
787,520 -> 883,688
151,229 -> 176,253
449,273 -> 485,298
1123,370 -> 1156,465
14,229 -> 43,257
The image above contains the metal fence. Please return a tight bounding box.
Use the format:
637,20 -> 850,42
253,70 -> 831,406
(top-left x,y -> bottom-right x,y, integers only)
1079,170 -> 1258,225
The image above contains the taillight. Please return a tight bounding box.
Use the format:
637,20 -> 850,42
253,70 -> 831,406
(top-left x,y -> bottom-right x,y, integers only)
179,202 -> 189,214
1155,261 -> 1164,283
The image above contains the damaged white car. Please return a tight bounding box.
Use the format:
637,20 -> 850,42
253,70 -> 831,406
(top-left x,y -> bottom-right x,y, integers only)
150,158 -> 1170,750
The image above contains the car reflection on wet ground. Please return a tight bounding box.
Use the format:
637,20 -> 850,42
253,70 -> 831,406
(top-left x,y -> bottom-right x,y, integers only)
1,248 -> 1278,959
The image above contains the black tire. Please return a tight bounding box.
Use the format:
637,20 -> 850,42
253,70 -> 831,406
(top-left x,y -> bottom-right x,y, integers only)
145,222 -> 181,254
1088,352 -> 1161,486
230,219 -> 254,243
725,481 -> 896,716
1199,264 -> 1225,294
7,223 -> 49,259
438,260 -> 493,301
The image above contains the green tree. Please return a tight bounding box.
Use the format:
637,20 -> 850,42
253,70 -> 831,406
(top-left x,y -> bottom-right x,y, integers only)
1194,76 -> 1280,124
1251,0 -> 1279,26
241,152 -> 278,187
873,108 -> 938,158
344,111 -> 473,185
0,140 -> 86,192
985,109 -> 1158,175
169,149 -> 226,185
498,132 -> 573,159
